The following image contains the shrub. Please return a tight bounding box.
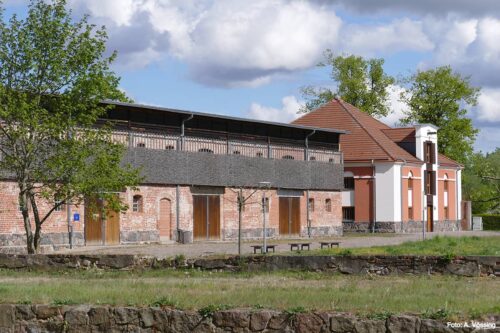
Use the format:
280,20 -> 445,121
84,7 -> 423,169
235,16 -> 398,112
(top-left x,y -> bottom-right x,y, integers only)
478,214 -> 500,231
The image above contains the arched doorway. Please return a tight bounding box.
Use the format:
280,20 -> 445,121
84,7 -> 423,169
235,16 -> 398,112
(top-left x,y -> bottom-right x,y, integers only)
158,198 -> 172,242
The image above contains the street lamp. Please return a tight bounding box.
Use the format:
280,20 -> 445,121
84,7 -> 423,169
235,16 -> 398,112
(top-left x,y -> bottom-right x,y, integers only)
258,181 -> 271,254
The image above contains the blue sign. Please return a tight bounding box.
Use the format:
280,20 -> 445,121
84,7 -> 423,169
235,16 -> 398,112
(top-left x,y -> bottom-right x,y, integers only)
73,213 -> 80,222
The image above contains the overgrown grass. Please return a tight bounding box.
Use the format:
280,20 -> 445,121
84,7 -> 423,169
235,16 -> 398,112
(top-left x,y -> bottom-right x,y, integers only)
0,269 -> 497,318
304,236 -> 500,256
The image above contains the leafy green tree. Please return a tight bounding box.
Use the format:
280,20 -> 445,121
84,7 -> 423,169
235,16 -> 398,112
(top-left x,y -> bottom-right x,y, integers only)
301,52 -> 395,117
0,0 -> 140,253
400,66 -> 480,164
463,149 -> 500,214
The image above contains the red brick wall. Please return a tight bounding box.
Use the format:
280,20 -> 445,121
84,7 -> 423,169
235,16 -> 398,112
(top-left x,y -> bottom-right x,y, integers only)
438,169 -> 457,221
345,166 -> 374,223
401,166 -> 422,222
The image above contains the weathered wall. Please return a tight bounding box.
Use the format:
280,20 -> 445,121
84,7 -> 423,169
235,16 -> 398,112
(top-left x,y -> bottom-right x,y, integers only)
0,254 -> 497,277
1,304 -> 497,333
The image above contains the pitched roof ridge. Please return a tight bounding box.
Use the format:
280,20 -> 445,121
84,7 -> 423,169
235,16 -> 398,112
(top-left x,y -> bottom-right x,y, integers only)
336,99 -> 396,161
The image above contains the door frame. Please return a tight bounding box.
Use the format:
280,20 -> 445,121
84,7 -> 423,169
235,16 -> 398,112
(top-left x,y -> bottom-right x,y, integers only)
193,194 -> 221,241
279,196 -> 301,237
84,197 -> 121,246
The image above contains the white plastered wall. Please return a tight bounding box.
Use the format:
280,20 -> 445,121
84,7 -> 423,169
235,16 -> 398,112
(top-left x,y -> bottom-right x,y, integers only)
375,163 -> 401,222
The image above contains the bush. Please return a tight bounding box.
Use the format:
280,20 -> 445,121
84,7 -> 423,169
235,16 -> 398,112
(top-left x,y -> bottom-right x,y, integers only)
478,214 -> 500,231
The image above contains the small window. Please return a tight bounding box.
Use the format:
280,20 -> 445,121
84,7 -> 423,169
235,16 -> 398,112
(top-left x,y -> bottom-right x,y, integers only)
165,145 -> 175,150
282,155 -> 294,160
444,174 -> 449,191
325,199 -> 332,212
329,158 -> 335,163
233,150 -> 241,155
309,156 -> 316,161
342,207 -> 355,221
262,197 -> 269,213
198,148 -> 214,153
54,197 -> 65,212
137,142 -> 145,148
256,152 -> 264,157
132,195 -> 143,213
344,177 -> 354,190
308,198 -> 315,212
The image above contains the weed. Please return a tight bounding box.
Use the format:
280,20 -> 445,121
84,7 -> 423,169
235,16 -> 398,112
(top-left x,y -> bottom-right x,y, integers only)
52,298 -> 76,306
366,311 -> 394,320
422,308 -> 455,320
150,296 -> 178,308
198,304 -> 231,318
339,249 -> 353,256
285,306 -> 307,315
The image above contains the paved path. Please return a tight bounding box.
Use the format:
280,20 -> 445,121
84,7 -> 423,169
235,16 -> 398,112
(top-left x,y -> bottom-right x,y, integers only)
56,230 -> 500,259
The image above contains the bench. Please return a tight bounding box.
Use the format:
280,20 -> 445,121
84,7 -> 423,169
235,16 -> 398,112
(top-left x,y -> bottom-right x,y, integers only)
289,243 -> 311,251
319,241 -> 341,249
250,245 -> 277,254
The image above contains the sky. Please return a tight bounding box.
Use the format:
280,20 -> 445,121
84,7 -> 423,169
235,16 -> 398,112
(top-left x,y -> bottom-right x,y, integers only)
3,0 -> 500,152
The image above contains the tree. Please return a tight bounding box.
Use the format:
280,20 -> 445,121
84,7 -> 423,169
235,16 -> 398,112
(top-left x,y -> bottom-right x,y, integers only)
301,52 -> 395,117
400,66 -> 480,164
463,149 -> 500,214
0,0 -> 141,253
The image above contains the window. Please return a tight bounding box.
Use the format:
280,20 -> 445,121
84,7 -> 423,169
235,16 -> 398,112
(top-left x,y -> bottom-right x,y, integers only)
198,148 -> 214,153
282,155 -> 294,160
309,156 -> 316,161
424,141 -> 435,164
408,172 -> 413,220
425,171 -> 436,195
137,142 -> 145,148
132,195 -> 143,213
325,199 -> 332,212
262,197 -> 269,213
256,152 -> 264,157
444,174 -> 449,219
165,145 -> 175,150
233,150 -> 241,155
54,197 -> 65,212
344,177 -> 355,190
308,198 -> 315,212
342,207 -> 355,221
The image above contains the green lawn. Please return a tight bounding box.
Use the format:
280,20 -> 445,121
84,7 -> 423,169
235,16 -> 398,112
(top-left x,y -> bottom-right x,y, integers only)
303,236 -> 500,256
0,269 -> 498,319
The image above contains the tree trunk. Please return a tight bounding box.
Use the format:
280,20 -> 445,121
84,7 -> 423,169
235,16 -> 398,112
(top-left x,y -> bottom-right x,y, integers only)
30,194 -> 43,253
19,189 -> 34,254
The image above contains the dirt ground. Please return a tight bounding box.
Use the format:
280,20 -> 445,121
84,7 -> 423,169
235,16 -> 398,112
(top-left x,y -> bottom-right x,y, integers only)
55,230 -> 500,258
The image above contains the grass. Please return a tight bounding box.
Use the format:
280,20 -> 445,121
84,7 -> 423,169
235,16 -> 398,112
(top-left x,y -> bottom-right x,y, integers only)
301,236 -> 500,256
0,269 -> 498,318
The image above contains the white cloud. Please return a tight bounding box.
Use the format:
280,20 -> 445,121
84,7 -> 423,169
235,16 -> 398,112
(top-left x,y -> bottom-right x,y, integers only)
342,18 -> 433,56
248,95 -> 303,123
477,88 -> 500,122
378,85 -> 409,126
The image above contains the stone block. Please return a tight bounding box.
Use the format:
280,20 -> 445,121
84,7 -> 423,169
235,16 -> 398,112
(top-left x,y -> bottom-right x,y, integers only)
0,305 -> 15,328
387,315 -> 421,333
250,311 -> 273,331
212,310 -> 250,329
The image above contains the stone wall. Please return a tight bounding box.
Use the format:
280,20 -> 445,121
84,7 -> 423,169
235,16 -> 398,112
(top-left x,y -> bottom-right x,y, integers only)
343,220 -> 462,233
0,304 -> 497,333
0,254 -> 498,277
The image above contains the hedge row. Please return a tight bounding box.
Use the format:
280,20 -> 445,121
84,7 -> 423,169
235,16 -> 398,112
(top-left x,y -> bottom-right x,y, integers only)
477,214 -> 500,231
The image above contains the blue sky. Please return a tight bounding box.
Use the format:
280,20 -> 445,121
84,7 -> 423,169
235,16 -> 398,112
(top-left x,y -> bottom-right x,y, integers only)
3,0 -> 500,152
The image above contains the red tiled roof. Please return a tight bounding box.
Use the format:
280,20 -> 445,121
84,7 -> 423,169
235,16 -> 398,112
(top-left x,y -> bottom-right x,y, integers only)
293,99 -> 422,163
438,153 -> 463,168
381,128 -> 416,142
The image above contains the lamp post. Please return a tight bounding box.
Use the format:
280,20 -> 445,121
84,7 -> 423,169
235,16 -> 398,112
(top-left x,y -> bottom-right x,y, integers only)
258,182 -> 271,254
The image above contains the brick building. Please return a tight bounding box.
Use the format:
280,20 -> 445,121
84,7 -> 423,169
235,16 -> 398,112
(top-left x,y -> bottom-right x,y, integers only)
293,99 -> 463,233
0,101 -> 346,250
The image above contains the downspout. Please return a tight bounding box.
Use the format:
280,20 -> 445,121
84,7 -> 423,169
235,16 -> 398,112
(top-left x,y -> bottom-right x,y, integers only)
305,130 -> 316,238
371,159 -> 376,233
176,114 -> 194,242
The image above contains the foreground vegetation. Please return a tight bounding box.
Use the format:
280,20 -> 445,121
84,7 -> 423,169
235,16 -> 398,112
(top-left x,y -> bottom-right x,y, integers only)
304,236 -> 500,256
0,269 -> 497,319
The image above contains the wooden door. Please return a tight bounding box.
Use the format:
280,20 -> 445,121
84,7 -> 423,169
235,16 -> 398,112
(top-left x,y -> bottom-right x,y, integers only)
427,206 -> 434,232
105,209 -> 120,245
279,197 -> 301,236
85,198 -> 103,245
158,199 -> 172,240
193,195 -> 220,240
208,196 -> 220,240
84,197 -> 120,245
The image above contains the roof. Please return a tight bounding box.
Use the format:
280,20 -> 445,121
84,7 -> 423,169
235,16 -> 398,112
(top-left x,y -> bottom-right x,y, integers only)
292,99 -> 422,164
101,100 -> 347,145
438,154 -> 463,168
381,128 -> 416,142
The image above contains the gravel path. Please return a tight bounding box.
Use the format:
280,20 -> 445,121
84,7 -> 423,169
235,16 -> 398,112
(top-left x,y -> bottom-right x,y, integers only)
55,230 -> 500,259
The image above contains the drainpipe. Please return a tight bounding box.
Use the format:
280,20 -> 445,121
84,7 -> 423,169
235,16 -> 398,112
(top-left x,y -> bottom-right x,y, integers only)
305,130 -> 315,238
371,159 -> 376,234
396,159 -> 407,233
176,114 -> 194,242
